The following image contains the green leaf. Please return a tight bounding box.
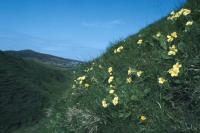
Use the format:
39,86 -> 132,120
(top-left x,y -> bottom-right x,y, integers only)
131,95 -> 139,101
161,52 -> 171,59
178,42 -> 185,52
159,37 -> 168,50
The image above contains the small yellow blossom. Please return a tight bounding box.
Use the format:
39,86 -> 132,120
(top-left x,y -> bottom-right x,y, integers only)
72,84 -> 76,89
112,96 -> 119,106
156,32 -> 161,37
108,67 -> 113,74
84,84 -> 89,88
186,21 -> 193,26
109,89 -> 115,94
168,68 -> 179,77
77,76 -> 86,81
182,8 -> 191,16
99,65 -> 103,69
79,80 -> 83,85
173,62 -> 182,69
137,71 -> 143,77
108,76 -> 114,84
168,45 -> 178,56
158,77 -> 166,84
114,46 -> 124,53
110,85 -> 114,88
167,32 -> 177,42
126,77 -> 132,84
90,67 -> 93,71
117,46 -> 123,53
167,35 -> 174,42
168,62 -> 182,77
128,67 -> 134,75
171,32 -> 177,38
137,39 -> 143,45
167,10 -> 181,20
140,115 -> 147,123
167,8 -> 191,21
102,99 -> 109,108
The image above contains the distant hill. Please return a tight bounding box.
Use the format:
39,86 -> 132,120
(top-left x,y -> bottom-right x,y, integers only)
0,51 -> 73,133
5,50 -> 82,69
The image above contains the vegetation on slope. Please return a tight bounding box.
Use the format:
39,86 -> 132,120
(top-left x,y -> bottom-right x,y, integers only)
44,0 -> 200,132
0,51 -> 73,133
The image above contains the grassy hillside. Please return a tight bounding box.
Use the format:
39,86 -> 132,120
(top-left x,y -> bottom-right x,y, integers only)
9,0 -> 200,133
42,0 -> 200,132
0,51 -> 73,133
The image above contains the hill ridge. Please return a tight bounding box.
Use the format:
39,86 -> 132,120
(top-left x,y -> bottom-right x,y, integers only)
5,49 -> 82,69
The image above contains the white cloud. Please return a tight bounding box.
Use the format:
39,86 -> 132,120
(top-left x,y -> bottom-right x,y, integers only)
82,19 -> 125,28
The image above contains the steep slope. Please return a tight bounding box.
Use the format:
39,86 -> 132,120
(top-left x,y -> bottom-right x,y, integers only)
44,0 -> 200,133
5,50 -> 82,69
0,51 -> 73,133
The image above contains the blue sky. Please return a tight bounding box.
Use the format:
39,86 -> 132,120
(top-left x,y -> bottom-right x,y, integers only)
0,0 -> 186,61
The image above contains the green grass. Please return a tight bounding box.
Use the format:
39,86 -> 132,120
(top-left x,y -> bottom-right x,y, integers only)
9,0 -> 200,132
0,52 -> 73,133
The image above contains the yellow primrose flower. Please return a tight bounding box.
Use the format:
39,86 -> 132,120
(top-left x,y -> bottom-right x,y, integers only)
117,46 -> 123,53
128,68 -> 132,75
173,62 -> 182,69
79,80 -> 83,85
168,45 -> 178,56
158,77 -> 166,84
168,68 -> 179,77
89,67 -> 93,71
186,21 -> 193,26
137,39 -> 143,45
72,84 -> 76,89
99,65 -> 103,69
109,89 -> 115,94
128,67 -> 134,75
182,8 -> 191,16
175,13 -> 181,18
167,10 -> 181,20
114,49 -> 117,54
84,84 -> 89,88
167,35 -> 174,42
108,76 -> 114,84
102,99 -> 109,108
137,71 -> 143,77
171,32 -> 177,38
167,8 -> 191,21
112,96 -> 119,106
167,32 -> 177,42
114,46 -> 123,53
77,76 -> 86,81
110,85 -> 114,88
140,115 -> 147,123
126,77 -> 132,84
108,67 -> 113,74
156,32 -> 161,37
168,62 -> 182,77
